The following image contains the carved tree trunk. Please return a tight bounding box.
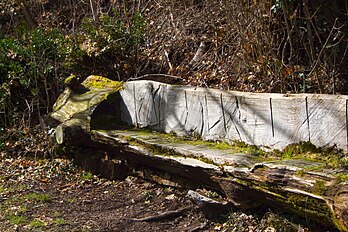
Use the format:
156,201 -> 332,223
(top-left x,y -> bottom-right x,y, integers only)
49,75 -> 348,231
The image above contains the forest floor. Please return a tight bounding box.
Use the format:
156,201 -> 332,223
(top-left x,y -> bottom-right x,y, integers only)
0,152 -> 336,232
0,128 -> 337,231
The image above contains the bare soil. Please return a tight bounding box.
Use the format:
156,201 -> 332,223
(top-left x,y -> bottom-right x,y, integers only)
0,128 -> 338,231
0,155 -> 203,231
0,151 -> 338,232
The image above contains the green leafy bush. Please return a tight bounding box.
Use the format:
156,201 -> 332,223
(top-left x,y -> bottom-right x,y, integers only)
77,9 -> 146,79
80,10 -> 145,56
0,7 -> 146,128
0,26 -> 76,127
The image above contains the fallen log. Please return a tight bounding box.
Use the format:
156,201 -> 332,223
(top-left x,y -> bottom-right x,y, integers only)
49,75 -> 348,231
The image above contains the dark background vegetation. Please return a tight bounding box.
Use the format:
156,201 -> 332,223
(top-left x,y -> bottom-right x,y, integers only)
0,2 -> 347,230
1,0 -> 348,129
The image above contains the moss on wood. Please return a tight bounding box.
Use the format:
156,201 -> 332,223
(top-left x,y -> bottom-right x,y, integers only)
279,142 -> 348,168
124,134 -> 222,166
64,74 -> 78,85
81,75 -> 124,90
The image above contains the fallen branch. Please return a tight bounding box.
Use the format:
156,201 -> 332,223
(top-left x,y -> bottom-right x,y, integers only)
130,205 -> 192,222
128,74 -> 183,84
189,41 -> 208,66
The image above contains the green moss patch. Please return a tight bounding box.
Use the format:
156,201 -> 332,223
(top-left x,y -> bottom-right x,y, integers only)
126,134 -> 221,165
279,142 -> 348,169
126,130 -> 340,167
283,192 -> 333,224
64,74 -> 78,85
24,192 -> 52,203
335,173 -> 348,183
114,128 -> 348,170
8,214 -> 27,225
82,75 -> 124,90
29,218 -> 46,228
123,128 -> 266,154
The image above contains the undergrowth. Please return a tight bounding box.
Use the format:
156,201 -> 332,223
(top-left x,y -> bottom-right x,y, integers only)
1,0 -> 348,130
0,3 -> 145,129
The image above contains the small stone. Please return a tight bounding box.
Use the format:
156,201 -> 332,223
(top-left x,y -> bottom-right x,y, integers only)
165,194 -> 175,200
264,227 -> 276,232
214,224 -> 222,230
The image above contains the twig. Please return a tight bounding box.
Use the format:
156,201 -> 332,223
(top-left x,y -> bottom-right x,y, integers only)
190,222 -> 208,232
89,0 -> 99,26
15,0 -> 36,28
189,41 -> 208,66
281,0 -> 293,65
130,205 -> 192,222
164,50 -> 173,71
128,74 -> 183,81
303,0 -> 315,64
307,18 -> 338,79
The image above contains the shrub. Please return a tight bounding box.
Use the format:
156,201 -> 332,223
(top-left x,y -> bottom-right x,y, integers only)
0,8 -> 146,128
77,9 -> 146,80
0,26 -> 75,128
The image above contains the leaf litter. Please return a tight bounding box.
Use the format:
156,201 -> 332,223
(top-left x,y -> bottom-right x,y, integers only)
0,127 -> 335,231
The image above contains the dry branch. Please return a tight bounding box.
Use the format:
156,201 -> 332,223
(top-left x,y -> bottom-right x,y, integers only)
130,206 -> 192,222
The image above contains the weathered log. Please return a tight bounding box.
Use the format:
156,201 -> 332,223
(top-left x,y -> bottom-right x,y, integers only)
50,75 -> 124,145
49,75 -> 348,231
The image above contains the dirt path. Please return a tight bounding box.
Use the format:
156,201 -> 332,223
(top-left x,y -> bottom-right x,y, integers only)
0,153 -> 336,232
